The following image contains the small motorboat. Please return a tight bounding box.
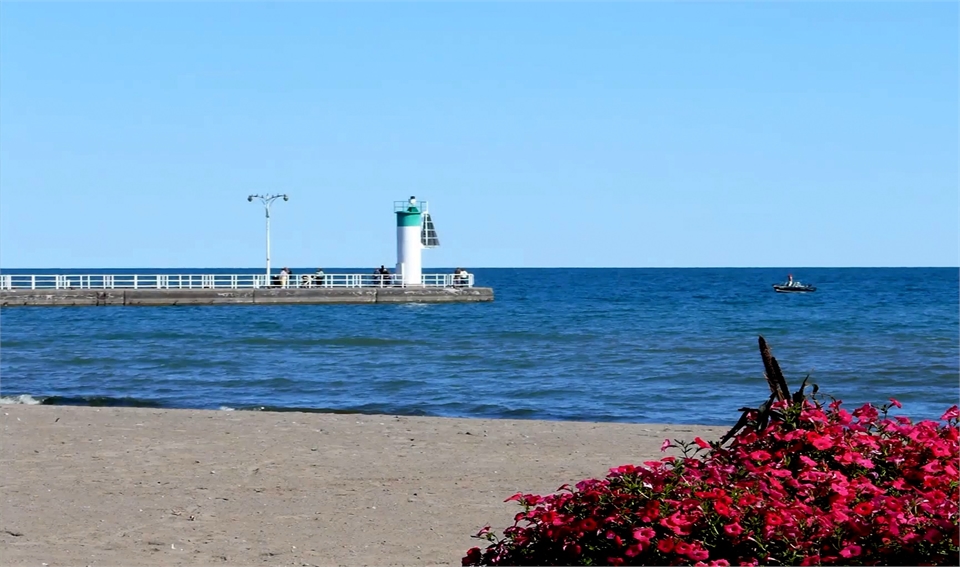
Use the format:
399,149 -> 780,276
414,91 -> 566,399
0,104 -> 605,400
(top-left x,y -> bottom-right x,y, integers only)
773,280 -> 816,293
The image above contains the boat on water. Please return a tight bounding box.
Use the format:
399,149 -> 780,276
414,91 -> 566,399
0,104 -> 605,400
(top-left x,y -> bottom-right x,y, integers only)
773,274 -> 816,293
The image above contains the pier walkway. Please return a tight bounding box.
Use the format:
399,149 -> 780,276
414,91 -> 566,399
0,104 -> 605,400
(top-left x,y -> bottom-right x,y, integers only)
0,273 -> 493,306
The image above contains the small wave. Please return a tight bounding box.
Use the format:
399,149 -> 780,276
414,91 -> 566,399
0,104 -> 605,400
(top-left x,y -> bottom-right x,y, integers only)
218,406 -> 236,411
494,331 -> 596,343
0,394 -> 43,405
235,337 -> 421,347
226,404 -> 431,417
232,405 -> 368,414
38,395 -> 166,408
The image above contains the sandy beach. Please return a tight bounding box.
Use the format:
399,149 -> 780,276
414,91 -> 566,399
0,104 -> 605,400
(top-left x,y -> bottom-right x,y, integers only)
1,405 -> 726,566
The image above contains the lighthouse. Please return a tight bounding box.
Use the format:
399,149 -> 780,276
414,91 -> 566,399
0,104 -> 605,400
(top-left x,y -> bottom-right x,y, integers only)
394,196 -> 439,286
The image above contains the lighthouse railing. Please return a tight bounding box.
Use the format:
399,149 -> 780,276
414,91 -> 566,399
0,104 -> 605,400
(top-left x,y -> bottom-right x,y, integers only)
0,273 -> 475,290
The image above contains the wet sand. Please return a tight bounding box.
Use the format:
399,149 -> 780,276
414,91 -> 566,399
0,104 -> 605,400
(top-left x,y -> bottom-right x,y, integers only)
1,405 -> 726,566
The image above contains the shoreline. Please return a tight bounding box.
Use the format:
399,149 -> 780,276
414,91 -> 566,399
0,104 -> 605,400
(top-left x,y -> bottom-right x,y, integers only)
0,394 -> 739,426
1,405 -> 726,566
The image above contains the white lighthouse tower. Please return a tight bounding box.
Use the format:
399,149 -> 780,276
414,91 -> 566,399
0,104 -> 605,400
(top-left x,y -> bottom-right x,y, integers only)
394,196 -> 439,286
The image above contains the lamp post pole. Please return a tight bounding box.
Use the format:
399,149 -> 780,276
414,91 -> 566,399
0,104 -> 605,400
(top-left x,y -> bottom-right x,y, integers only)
248,194 -> 289,278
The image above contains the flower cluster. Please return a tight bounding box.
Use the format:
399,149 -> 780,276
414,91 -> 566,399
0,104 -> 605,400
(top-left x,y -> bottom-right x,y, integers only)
463,399 -> 960,566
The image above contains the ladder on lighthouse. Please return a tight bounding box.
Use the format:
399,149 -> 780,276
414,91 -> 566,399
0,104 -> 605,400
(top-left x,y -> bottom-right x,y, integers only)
421,212 -> 440,248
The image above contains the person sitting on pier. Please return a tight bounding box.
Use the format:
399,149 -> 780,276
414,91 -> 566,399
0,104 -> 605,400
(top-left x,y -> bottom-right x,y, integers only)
279,267 -> 292,288
453,267 -> 470,287
376,265 -> 392,286
312,268 -> 325,287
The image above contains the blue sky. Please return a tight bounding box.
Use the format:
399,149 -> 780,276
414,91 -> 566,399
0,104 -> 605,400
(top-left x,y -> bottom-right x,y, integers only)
1,2 -> 956,269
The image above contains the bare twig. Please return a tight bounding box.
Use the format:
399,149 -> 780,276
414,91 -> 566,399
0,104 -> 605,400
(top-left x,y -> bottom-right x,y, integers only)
758,336 -> 790,402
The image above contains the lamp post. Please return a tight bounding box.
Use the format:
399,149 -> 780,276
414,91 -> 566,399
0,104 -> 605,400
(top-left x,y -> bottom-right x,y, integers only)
247,193 -> 289,278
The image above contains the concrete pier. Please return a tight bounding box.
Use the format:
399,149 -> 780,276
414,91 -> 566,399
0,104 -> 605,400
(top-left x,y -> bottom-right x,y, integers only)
0,287 -> 494,307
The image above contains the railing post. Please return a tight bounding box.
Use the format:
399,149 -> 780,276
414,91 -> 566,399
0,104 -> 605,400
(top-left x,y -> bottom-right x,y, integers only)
30,275 -> 36,290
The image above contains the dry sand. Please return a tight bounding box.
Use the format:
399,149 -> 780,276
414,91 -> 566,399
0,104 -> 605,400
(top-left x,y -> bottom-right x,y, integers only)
1,405 -> 726,566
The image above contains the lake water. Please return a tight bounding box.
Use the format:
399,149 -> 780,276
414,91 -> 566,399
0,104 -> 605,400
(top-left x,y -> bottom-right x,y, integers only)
1,268 -> 957,425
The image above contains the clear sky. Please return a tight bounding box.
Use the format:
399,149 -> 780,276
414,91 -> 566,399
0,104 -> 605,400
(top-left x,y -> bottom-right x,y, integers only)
1,1 -> 956,269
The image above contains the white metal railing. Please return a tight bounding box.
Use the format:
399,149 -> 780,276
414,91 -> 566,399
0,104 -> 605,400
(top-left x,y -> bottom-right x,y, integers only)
0,272 -> 475,291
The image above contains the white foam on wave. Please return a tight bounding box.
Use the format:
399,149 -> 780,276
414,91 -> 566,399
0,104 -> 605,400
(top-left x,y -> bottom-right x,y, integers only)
218,406 -> 235,411
0,394 -> 43,405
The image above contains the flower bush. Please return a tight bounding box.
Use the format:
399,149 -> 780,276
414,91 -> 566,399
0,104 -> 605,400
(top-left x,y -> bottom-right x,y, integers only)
463,397 -> 960,566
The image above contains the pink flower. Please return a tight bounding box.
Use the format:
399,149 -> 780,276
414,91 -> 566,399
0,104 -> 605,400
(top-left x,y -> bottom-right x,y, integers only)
723,522 -> 743,536
633,527 -> 655,541
839,545 -> 862,558
463,547 -> 481,566
661,438 -> 672,452
941,405 -> 959,421
657,538 -> 675,553
689,548 -> 710,561
694,437 -> 710,449
889,398 -> 902,408
738,493 -> 759,507
469,399 -> 960,567
714,501 -> 733,517
808,433 -> 834,451
749,450 -> 772,462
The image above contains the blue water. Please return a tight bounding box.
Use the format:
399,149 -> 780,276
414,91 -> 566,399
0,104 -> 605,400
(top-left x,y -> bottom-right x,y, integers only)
1,268 -> 957,426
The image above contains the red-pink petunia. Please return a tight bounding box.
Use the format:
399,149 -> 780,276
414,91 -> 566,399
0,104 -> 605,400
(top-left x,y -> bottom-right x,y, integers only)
839,545 -> 862,558
723,522 -> 743,536
749,450 -> 772,462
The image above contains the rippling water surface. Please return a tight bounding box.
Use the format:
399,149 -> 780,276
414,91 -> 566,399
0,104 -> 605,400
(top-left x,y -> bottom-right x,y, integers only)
1,268 -> 957,425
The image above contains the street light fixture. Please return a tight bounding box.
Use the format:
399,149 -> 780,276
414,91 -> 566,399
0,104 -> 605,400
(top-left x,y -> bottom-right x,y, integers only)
248,194 -> 289,277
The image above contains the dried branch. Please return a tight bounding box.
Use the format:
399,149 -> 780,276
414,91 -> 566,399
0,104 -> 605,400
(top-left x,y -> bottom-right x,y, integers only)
758,336 -> 790,402
720,337 -> 818,446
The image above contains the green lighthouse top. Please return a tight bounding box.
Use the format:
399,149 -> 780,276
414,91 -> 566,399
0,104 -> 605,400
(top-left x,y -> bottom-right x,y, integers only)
395,196 -> 423,227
